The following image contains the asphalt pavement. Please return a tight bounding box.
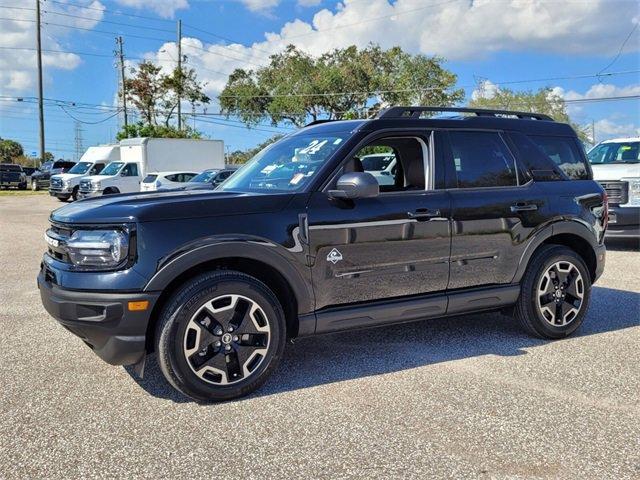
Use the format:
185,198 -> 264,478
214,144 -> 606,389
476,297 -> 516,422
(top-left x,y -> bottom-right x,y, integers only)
1,194 -> 638,479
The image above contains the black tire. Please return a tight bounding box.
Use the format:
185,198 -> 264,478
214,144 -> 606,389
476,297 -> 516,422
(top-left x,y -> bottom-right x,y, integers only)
103,187 -> 119,195
18,182 -> 26,190
71,186 -> 78,201
515,245 -> 591,339
156,271 -> 286,402
57,196 -> 68,202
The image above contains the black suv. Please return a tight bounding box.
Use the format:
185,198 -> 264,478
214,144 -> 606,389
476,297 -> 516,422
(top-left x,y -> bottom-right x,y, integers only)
39,107 -> 607,401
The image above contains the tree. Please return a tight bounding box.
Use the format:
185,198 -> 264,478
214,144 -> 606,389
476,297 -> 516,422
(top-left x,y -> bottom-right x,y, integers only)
0,138 -> 24,163
219,44 -> 464,127
469,84 -> 589,140
227,135 -> 283,164
116,122 -> 202,141
120,60 -> 210,137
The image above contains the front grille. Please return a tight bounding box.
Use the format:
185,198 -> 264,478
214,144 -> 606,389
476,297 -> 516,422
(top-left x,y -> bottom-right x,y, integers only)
50,177 -> 62,189
79,179 -> 92,192
46,224 -> 72,263
599,181 -> 628,205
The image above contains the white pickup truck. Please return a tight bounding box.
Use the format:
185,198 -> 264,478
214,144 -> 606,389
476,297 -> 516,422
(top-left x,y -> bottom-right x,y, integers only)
587,137 -> 640,238
49,145 -> 120,201
78,137 -> 225,198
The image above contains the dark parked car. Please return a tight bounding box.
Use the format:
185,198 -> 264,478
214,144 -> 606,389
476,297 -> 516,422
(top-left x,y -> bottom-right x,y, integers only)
30,160 -> 76,191
21,166 -> 37,179
0,163 -> 27,189
183,167 -> 238,190
39,107 -> 607,402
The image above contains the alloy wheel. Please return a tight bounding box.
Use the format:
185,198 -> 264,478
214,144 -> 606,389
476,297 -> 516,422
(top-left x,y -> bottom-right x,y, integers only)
183,294 -> 271,385
537,261 -> 584,326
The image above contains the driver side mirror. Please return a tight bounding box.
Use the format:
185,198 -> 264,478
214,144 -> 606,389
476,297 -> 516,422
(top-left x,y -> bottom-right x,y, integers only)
328,172 -> 379,199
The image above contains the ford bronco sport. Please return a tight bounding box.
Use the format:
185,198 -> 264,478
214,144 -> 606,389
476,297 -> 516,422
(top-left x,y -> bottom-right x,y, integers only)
39,107 -> 607,402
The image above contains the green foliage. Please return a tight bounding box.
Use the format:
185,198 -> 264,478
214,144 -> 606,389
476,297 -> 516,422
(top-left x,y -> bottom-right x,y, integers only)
227,135 -> 283,164
0,138 -> 24,162
219,44 -> 464,127
120,60 -> 210,138
469,85 -> 589,141
116,122 -> 202,141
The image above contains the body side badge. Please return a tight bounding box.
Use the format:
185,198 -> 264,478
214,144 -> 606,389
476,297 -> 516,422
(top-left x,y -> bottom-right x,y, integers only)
326,248 -> 343,264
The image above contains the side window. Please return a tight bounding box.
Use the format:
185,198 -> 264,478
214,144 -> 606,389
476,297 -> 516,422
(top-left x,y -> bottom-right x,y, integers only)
218,171 -> 231,180
448,131 -> 517,188
183,173 -> 196,182
350,137 -> 428,193
122,163 -> 138,177
164,174 -> 177,182
527,135 -> 589,180
91,163 -> 105,175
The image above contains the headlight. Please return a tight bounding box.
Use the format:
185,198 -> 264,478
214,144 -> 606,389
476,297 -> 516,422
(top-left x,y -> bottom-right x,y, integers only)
65,229 -> 129,269
62,180 -> 70,188
622,177 -> 640,206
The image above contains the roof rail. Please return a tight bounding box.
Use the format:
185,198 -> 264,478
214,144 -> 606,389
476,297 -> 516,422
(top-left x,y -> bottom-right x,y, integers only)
304,119 -> 335,127
377,106 -> 553,121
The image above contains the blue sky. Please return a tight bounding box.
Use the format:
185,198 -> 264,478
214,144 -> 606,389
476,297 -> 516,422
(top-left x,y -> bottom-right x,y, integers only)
1,0 -> 639,160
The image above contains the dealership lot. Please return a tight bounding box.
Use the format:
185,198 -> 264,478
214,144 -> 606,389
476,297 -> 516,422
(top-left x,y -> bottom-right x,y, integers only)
1,195 -> 638,479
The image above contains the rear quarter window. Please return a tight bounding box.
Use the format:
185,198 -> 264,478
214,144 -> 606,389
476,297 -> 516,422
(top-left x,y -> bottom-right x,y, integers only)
527,135 -> 589,180
142,174 -> 157,183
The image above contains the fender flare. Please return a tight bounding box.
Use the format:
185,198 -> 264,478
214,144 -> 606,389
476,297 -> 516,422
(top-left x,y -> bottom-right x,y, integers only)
143,239 -> 314,315
512,219 -> 598,283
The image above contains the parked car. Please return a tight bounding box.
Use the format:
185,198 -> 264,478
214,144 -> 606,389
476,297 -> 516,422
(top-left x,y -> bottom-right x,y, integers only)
141,171 -> 199,192
21,166 -> 36,180
50,145 -> 119,202
79,138 -> 224,198
360,153 -> 397,186
30,160 -> 76,191
587,137 -> 639,238
39,106 -> 607,402
182,167 -> 238,190
0,163 -> 26,190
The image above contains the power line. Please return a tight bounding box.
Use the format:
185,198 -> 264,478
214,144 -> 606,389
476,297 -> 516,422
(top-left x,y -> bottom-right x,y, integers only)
598,22 -> 639,75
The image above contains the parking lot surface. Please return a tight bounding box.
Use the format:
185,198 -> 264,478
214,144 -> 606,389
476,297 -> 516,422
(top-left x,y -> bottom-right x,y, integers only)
1,194 -> 639,479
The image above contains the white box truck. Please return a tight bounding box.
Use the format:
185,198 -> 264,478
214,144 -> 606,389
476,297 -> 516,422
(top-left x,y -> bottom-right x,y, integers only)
49,144 -> 120,201
78,137 -> 224,198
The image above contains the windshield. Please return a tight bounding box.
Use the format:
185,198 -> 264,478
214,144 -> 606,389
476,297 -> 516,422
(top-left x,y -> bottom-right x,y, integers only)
40,161 -> 53,171
68,162 -> 92,174
190,170 -> 218,183
99,162 -> 124,176
218,134 -> 345,192
588,142 -> 639,164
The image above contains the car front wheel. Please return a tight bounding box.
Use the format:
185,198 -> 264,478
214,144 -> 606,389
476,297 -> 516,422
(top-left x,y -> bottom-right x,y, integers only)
156,271 -> 286,402
515,245 -> 591,339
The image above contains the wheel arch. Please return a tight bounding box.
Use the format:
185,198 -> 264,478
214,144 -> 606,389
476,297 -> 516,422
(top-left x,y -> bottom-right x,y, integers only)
514,221 -> 599,283
143,241 -> 314,352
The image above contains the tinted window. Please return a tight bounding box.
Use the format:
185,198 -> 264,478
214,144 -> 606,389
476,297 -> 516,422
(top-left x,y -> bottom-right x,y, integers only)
53,161 -> 75,169
0,164 -> 22,172
190,170 -> 218,183
122,163 -> 138,177
528,135 -> 588,180
91,163 -> 106,174
448,131 -> 517,188
506,132 -> 561,181
143,174 -> 158,183
588,141 -> 639,164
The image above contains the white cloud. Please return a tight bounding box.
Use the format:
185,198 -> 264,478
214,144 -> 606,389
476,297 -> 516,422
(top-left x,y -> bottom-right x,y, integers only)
0,0 -> 104,95
471,80 -> 500,101
555,83 -> 640,101
114,0 -> 189,18
298,0 -> 322,7
593,118 -> 640,142
239,0 -> 280,13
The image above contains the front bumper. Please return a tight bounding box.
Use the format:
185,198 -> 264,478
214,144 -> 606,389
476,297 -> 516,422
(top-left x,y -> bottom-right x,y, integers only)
606,205 -> 640,238
38,269 -> 160,365
78,189 -> 101,199
49,187 -> 72,198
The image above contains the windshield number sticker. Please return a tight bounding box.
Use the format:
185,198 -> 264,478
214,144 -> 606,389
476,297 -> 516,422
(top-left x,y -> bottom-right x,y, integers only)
289,173 -> 305,185
299,140 -> 328,155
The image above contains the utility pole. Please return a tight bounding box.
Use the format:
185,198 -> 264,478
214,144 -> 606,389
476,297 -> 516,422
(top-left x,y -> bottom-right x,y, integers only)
36,0 -> 45,165
116,36 -> 128,129
74,121 -> 84,161
177,19 -> 182,130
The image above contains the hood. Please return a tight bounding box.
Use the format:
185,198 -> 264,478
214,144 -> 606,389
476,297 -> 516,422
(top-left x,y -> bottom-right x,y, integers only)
591,163 -> 640,181
50,189 -> 295,224
81,175 -> 112,183
53,173 -> 83,181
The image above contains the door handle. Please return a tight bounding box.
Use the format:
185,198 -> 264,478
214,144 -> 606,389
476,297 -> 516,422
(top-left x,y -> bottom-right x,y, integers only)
408,208 -> 441,220
510,203 -> 538,212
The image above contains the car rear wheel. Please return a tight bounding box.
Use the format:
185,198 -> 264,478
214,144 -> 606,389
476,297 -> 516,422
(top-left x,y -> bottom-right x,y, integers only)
156,271 -> 286,402
515,245 -> 591,339
71,186 -> 79,201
